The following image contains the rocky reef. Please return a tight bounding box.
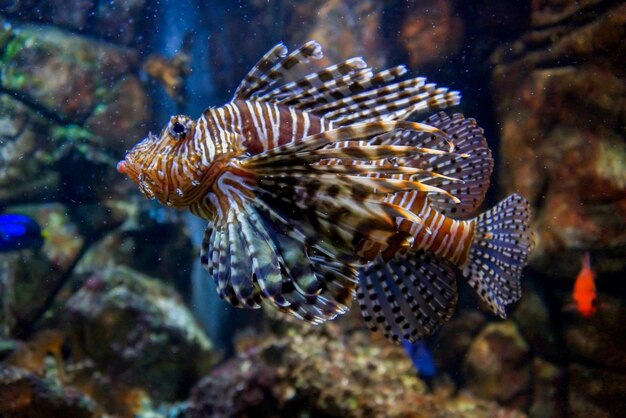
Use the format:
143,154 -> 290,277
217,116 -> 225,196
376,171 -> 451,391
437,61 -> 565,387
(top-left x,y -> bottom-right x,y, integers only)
1,0 -> 625,417
182,318 -> 525,418
492,0 -> 626,272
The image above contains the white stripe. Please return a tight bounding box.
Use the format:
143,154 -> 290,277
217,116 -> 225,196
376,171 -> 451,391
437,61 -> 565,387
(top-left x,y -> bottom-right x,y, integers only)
216,107 -> 227,127
435,235 -> 449,256
423,213 -> 445,251
302,111 -> 311,138
207,192 -> 223,222
453,220 -> 473,264
273,104 -> 280,147
264,103 -> 276,148
401,191 -> 417,209
289,106 -> 298,143
254,101 -> 269,150
443,220 -> 460,257
244,101 -> 259,130
415,204 -> 432,241
230,103 -> 242,132
199,116 -> 215,162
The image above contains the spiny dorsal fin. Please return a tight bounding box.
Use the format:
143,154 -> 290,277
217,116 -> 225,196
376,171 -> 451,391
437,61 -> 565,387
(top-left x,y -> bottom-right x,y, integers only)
234,41 -> 323,100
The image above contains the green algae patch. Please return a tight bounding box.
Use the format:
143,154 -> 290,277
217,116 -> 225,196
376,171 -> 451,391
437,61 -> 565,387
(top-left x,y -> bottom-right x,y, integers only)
0,23 -> 140,122
0,21 -> 15,54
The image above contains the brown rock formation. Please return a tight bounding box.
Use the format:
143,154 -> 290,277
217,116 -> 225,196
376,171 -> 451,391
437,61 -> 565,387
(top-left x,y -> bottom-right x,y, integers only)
491,1 -> 626,272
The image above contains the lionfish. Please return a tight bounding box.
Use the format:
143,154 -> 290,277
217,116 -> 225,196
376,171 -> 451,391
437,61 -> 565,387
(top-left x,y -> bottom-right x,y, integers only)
117,41 -> 533,342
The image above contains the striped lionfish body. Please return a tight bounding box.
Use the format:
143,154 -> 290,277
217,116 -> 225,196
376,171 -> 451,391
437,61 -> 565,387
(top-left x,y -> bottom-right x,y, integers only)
118,41 -> 533,342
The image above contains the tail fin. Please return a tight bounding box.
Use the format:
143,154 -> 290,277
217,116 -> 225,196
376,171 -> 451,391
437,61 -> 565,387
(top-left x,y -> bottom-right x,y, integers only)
462,193 -> 533,317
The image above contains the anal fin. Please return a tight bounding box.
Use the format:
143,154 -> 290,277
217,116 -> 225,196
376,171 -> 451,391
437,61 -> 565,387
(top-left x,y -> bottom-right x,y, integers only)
358,251 -> 458,343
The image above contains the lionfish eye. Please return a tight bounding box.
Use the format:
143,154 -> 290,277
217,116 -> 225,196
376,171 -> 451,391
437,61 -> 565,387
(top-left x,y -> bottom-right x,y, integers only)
169,121 -> 188,140
172,122 -> 186,135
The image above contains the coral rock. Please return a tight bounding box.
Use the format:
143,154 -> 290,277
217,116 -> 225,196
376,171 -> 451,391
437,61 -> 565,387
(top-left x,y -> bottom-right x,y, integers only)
491,1 -> 626,271
562,293 -> 626,369
1,203 -> 84,337
0,23 -> 139,122
0,0 -> 148,45
431,310 -> 487,375
529,357 -> 566,418
0,366 -> 95,418
66,265 -> 216,401
464,322 -> 531,408
512,277 -> 560,359
208,0 -> 386,100
398,0 -> 464,68
567,363 -> 626,418
185,323 -> 526,418
0,94 -> 59,206
84,75 -> 151,153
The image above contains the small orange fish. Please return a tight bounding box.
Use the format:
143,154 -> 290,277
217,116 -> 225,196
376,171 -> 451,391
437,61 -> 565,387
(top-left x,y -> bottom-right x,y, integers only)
572,252 -> 597,317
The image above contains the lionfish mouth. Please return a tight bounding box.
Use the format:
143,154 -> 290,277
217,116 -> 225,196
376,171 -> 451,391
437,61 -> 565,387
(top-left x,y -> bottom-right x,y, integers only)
116,160 -> 128,174
116,157 -> 140,186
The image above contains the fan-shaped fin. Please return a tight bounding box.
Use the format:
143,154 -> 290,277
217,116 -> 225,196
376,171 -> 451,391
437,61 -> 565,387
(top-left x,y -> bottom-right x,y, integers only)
254,207 -> 358,324
461,194 -> 533,317
358,251 -> 458,343
371,112 -> 493,218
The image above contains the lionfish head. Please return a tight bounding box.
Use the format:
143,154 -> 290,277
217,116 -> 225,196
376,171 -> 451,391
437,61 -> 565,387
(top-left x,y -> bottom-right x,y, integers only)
117,115 -> 204,208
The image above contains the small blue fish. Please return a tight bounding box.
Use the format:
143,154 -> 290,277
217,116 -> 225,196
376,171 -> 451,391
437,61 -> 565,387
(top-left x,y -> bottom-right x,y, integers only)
0,214 -> 45,253
402,339 -> 437,379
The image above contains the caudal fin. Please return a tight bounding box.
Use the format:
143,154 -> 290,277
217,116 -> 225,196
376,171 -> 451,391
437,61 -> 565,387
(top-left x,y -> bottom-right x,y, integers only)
462,193 -> 533,317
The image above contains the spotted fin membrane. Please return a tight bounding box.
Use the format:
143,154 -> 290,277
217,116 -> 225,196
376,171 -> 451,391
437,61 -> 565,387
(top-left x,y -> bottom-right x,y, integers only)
358,251 -> 458,343
461,193 -> 534,318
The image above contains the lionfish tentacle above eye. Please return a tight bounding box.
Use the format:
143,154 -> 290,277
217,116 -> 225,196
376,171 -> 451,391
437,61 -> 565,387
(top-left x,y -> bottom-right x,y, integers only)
118,40 -> 532,344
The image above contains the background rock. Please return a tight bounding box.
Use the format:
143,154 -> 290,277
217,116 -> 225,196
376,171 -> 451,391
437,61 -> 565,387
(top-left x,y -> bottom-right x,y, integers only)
491,1 -> 626,271
184,322 -> 525,418
208,0 -> 386,101
431,310 -> 486,378
66,264 -> 216,401
529,357 -> 565,418
567,363 -> 626,418
398,0 -> 464,69
0,366 -> 95,418
464,322 -> 531,409
0,0 -> 148,45
0,94 -> 58,205
0,24 -> 139,122
561,293 -> 626,370
1,204 -> 85,338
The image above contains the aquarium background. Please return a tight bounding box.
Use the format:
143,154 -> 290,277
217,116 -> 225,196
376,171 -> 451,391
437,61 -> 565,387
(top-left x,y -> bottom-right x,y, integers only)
0,0 -> 624,417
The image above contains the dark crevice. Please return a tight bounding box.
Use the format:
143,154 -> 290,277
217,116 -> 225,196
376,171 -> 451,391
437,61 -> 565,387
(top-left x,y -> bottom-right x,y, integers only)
501,0 -> 623,64
0,62 -> 138,128
532,0 -> 623,30
0,110 -> 29,142
0,32 -> 12,57
84,0 -> 100,32
1,2 -> 146,49
0,0 -> 47,17
0,85 -> 76,126
533,176 -> 550,218
13,240 -> 87,340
